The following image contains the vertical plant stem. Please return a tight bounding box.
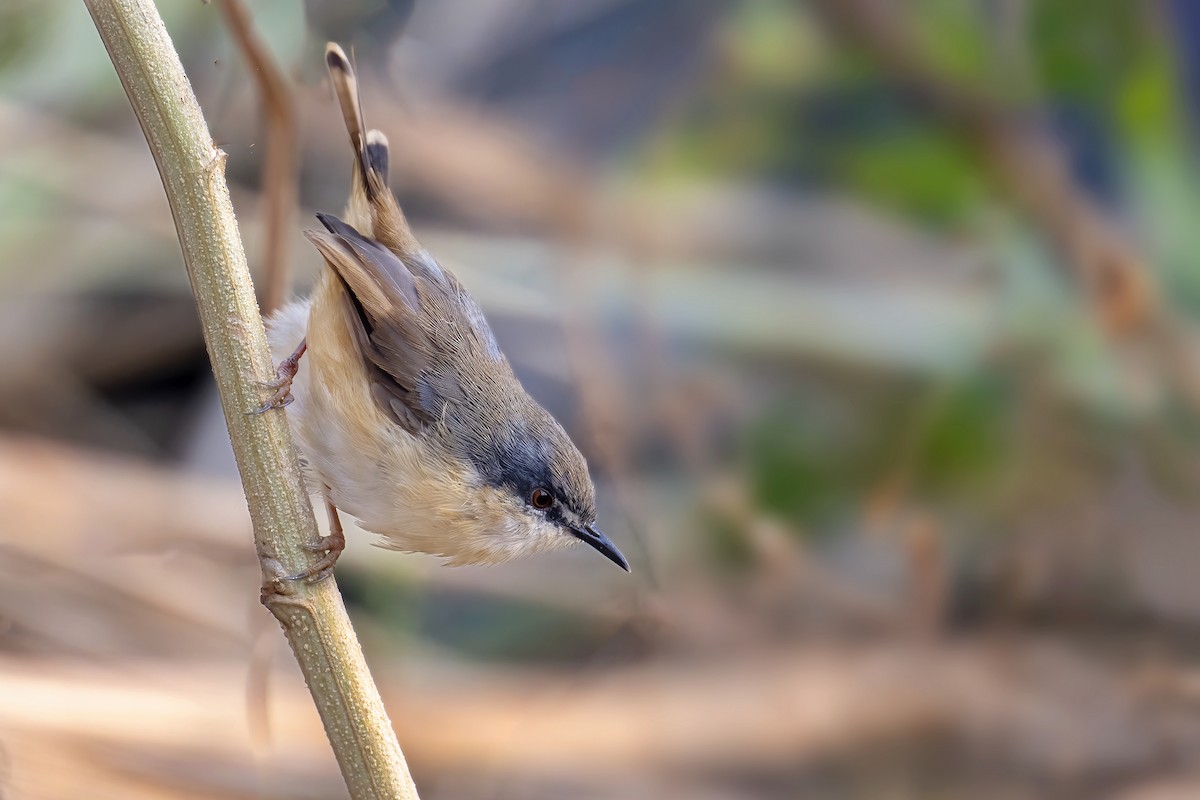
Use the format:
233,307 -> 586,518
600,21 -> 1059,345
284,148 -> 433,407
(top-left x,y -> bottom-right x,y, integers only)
83,1 -> 419,797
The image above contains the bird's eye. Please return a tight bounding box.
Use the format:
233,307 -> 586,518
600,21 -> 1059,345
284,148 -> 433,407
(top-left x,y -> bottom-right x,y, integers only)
530,488 -> 554,509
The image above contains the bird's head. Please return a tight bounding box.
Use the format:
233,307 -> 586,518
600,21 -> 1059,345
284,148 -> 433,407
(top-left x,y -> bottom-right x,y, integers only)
445,395 -> 629,571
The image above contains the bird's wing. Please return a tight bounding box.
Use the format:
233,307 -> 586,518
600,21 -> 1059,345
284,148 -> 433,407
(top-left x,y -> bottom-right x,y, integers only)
305,213 -> 505,434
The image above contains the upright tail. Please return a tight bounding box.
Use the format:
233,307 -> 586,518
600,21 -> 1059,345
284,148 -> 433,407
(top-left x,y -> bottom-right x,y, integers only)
324,42 -> 419,256
325,43 -> 387,198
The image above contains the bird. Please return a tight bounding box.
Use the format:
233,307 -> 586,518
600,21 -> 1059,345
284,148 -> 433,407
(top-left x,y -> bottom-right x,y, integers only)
261,43 -> 628,579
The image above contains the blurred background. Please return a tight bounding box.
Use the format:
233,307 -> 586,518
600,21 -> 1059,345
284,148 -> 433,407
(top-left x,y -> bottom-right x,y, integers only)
6,0 -> 1200,798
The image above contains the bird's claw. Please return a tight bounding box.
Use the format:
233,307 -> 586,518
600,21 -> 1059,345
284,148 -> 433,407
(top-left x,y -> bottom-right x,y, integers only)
252,341 -> 305,414
252,380 -> 295,414
281,533 -> 345,583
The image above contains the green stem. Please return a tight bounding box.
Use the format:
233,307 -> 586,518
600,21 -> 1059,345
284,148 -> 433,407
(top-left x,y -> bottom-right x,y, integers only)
83,2 -> 419,797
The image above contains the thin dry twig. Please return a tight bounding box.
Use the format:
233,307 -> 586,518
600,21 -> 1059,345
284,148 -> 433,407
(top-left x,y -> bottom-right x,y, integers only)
218,0 -> 299,315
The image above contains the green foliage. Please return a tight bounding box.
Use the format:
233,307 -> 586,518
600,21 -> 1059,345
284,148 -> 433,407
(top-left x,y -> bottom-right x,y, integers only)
1115,49 -> 1179,143
836,126 -> 984,224
643,0 -> 1190,241
908,0 -> 993,85
739,367 -> 1036,543
910,376 -> 1013,496
0,2 -> 48,74
746,388 -> 879,532
1029,0 -> 1148,101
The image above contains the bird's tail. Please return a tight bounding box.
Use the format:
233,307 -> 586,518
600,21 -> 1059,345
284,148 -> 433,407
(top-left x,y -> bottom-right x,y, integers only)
325,43 -> 388,198
324,42 -> 419,255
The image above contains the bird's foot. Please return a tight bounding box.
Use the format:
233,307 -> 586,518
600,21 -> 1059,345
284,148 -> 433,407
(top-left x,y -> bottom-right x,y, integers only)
283,497 -> 345,583
283,532 -> 346,583
253,338 -> 307,414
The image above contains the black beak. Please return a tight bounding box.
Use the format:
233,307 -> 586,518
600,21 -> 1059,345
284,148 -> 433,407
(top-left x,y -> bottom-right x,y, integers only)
570,525 -> 630,572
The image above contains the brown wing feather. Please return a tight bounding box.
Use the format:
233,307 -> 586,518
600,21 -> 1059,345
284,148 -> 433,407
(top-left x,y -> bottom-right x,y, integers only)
304,229 -> 432,433
318,45 -> 507,434
306,214 -> 504,433
314,213 -> 418,311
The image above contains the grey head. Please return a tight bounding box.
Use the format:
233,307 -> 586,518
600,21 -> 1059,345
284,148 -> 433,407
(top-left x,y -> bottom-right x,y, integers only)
307,213 -> 629,570
446,386 -> 629,570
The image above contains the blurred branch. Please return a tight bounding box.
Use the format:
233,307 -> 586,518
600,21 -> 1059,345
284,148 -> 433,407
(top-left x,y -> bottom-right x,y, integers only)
81,2 -> 418,798
812,0 -> 1156,338
7,638 -> 1191,794
218,0 -> 298,316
